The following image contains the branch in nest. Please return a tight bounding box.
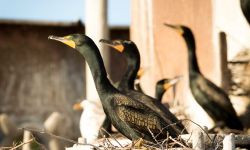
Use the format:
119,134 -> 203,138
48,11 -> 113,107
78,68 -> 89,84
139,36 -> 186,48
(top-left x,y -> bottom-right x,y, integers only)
9,138 -> 34,150
19,127 -> 100,150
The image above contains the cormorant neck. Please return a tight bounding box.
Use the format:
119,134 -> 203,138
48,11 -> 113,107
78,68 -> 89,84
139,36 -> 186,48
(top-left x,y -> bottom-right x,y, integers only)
119,50 -> 140,90
77,43 -> 115,95
119,58 -> 140,90
183,32 -> 201,75
155,88 -> 165,102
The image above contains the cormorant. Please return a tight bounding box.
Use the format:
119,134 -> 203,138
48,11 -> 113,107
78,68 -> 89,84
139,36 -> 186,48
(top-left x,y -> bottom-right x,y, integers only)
135,72 -> 180,102
49,34 -> 186,143
164,24 -> 244,130
155,77 -> 180,102
99,39 -> 187,135
240,0 -> 250,24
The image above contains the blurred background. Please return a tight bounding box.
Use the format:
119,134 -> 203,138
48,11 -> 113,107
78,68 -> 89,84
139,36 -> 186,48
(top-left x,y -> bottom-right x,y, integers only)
1,0 -> 250,149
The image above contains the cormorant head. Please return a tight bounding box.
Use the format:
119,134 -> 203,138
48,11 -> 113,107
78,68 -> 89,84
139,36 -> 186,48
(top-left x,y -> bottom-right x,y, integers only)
48,34 -> 94,49
99,39 -> 139,57
156,76 -> 181,92
164,23 -> 193,38
73,100 -> 86,111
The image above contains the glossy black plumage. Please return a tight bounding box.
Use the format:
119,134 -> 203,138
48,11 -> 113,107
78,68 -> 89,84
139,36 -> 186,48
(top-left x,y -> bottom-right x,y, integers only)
100,39 -> 188,137
241,0 -> 250,24
49,34 -> 186,143
165,24 -> 243,130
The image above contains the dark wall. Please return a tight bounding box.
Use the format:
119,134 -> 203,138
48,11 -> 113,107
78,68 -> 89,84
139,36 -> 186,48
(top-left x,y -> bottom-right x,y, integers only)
0,21 -> 129,141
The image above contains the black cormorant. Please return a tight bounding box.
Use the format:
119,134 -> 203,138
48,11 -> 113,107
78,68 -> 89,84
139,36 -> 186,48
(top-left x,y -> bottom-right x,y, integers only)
100,39 -> 188,135
134,68 -> 180,102
155,77 -> 180,102
164,24 -> 243,130
49,34 -> 186,143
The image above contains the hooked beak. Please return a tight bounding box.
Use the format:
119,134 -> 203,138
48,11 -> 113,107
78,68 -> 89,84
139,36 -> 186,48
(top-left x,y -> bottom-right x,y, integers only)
163,76 -> 182,90
48,35 -> 76,48
99,39 -> 124,52
164,23 -> 184,35
73,102 -> 83,111
136,68 -> 145,79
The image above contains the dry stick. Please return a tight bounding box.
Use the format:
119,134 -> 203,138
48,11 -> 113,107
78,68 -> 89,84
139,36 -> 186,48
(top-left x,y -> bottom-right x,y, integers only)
100,128 -> 124,148
147,127 -> 160,145
9,138 -> 34,150
19,128 -> 100,150
181,119 -> 213,142
154,120 -> 183,139
29,132 -> 47,150
99,138 -> 109,150
104,137 -> 115,148
168,136 -> 187,148
148,128 -> 168,149
151,121 -> 188,147
185,132 -> 193,144
161,138 -> 169,150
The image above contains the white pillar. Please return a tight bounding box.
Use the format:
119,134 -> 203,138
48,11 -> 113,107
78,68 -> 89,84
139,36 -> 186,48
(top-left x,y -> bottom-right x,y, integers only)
85,0 -> 109,100
130,0 -> 155,96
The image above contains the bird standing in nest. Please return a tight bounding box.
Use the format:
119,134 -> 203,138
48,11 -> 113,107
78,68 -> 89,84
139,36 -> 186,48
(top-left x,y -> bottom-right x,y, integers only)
100,39 -> 187,135
49,34 -> 187,144
164,24 -> 243,130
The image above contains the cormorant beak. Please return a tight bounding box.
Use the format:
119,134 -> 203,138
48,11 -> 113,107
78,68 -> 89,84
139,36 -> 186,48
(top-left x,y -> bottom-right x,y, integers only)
48,35 -> 76,49
136,68 -> 145,79
163,76 -> 182,90
164,23 -> 184,35
99,39 -> 124,52
73,102 -> 83,111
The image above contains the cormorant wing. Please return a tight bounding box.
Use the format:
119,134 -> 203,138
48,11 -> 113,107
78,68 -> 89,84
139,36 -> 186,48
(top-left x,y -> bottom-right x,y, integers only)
125,91 -> 185,129
112,94 -> 177,140
194,76 -> 238,119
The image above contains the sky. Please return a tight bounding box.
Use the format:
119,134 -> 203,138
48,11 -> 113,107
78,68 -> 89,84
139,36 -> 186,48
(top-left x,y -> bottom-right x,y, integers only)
0,0 -> 130,26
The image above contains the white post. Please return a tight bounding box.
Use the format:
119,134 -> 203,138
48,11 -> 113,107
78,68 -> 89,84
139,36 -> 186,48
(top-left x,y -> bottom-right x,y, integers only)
130,0 -> 155,96
192,130 -> 205,150
22,130 -> 32,150
223,133 -> 235,150
85,0 -> 109,100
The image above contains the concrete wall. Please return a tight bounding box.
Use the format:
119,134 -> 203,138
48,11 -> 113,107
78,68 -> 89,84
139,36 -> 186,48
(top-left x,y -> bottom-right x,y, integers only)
131,0 -> 219,129
213,0 -> 250,60
131,0 -> 250,129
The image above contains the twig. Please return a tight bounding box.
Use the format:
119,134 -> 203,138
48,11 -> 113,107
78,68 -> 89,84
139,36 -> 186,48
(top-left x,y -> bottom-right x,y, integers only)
100,128 -> 124,148
181,119 -> 213,142
147,127 -> 160,145
104,137 -> 115,148
9,138 -> 34,150
168,136 -> 187,148
19,127 -> 100,150
30,132 -> 47,150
